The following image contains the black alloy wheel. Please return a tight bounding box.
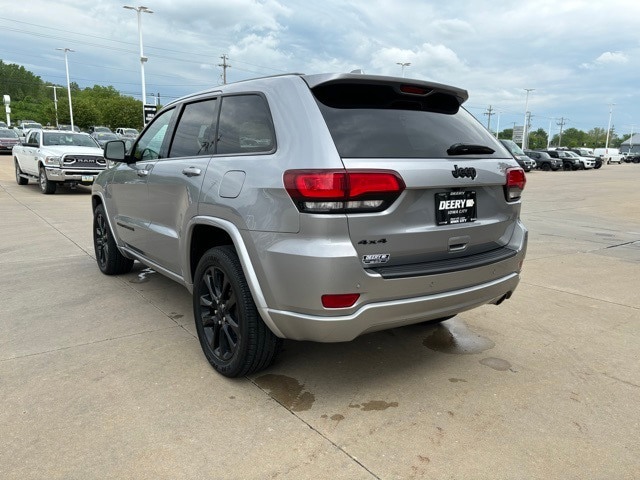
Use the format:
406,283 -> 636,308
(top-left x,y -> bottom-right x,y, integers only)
93,204 -> 134,275
193,246 -> 281,378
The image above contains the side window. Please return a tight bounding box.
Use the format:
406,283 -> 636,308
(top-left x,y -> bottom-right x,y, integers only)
216,94 -> 275,155
132,108 -> 175,162
28,131 -> 39,145
168,98 -> 218,158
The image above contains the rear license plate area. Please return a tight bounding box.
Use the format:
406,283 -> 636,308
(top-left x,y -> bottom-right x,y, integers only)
435,190 -> 476,225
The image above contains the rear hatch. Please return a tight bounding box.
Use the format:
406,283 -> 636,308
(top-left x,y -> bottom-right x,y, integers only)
303,74 -> 523,276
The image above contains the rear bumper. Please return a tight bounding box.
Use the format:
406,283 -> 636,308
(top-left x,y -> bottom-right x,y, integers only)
266,272 -> 520,342
251,220 -> 527,342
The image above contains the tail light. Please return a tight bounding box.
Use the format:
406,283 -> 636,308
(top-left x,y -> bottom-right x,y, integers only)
504,167 -> 526,201
284,169 -> 405,213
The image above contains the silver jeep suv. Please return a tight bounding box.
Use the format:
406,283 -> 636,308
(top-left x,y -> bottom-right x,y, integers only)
92,73 -> 527,377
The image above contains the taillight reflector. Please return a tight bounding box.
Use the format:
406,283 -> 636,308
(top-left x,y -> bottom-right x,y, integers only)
505,167 -> 526,201
321,293 -> 360,308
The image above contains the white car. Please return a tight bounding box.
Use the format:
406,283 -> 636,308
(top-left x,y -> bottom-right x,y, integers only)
13,129 -> 106,194
564,151 -> 595,169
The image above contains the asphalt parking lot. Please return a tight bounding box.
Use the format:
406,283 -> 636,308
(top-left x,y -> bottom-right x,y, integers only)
1,156 -> 639,480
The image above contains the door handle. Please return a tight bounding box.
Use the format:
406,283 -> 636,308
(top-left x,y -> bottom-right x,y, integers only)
182,167 -> 202,177
137,169 -> 149,177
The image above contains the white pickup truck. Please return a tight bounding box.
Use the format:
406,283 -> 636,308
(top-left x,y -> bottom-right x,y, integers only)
13,129 -> 107,194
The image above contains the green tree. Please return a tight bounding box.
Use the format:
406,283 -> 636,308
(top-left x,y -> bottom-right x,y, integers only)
528,128 -> 548,149
101,96 -> 144,130
557,128 -> 587,148
55,96 -> 101,129
498,128 -> 513,140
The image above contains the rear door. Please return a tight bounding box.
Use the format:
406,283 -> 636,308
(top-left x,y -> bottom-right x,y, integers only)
309,78 -> 521,269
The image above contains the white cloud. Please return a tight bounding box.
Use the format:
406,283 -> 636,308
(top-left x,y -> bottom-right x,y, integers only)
594,51 -> 629,65
581,51 -> 630,69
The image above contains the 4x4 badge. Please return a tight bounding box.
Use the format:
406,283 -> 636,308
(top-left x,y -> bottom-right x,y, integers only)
451,165 -> 477,179
362,254 -> 390,265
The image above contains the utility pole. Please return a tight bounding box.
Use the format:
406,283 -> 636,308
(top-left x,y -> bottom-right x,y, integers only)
605,103 -> 615,150
218,54 -> 231,85
523,111 -> 533,149
556,117 -> 567,147
47,85 -> 61,128
522,88 -> 534,149
484,105 -> 494,130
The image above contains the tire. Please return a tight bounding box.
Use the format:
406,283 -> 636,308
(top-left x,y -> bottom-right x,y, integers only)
93,204 -> 134,275
541,163 -> 551,171
15,160 -> 28,185
193,245 -> 281,378
39,166 -> 56,194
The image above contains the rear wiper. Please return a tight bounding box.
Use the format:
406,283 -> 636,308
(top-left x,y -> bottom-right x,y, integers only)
447,143 -> 495,156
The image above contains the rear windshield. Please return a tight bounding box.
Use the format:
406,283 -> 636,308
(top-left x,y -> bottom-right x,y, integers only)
313,83 -> 506,158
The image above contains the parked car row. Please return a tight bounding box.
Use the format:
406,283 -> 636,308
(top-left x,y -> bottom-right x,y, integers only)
497,141 -> 633,172
8,123 -> 139,141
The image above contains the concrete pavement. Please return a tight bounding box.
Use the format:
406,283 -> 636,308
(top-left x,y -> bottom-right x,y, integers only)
1,155 -> 639,479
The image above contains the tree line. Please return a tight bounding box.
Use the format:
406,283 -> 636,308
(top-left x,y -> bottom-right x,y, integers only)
1,60 -> 147,130
496,127 -> 628,150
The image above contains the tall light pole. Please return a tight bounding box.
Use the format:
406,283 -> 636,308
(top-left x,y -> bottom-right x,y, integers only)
124,5 -> 153,125
605,103 -> 615,150
522,88 -> 534,149
547,117 -> 554,148
56,48 -> 75,130
396,62 -> 411,77
47,85 -> 61,128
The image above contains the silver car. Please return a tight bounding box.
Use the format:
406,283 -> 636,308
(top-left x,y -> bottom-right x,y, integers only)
92,73 -> 528,377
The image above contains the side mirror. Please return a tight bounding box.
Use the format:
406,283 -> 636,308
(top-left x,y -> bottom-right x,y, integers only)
104,140 -> 127,162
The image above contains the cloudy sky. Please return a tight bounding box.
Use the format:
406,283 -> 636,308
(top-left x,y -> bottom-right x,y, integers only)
1,0 -> 638,137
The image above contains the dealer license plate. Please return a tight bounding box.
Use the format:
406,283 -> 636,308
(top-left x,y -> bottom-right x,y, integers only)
81,175 -> 94,182
435,191 -> 476,226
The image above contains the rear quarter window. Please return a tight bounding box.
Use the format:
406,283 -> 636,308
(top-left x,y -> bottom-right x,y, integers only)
216,94 -> 275,155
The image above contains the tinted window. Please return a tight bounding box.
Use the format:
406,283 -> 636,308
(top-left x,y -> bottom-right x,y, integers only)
132,108 -> 175,161
216,95 -> 275,155
169,98 -> 218,158
314,83 -> 505,158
